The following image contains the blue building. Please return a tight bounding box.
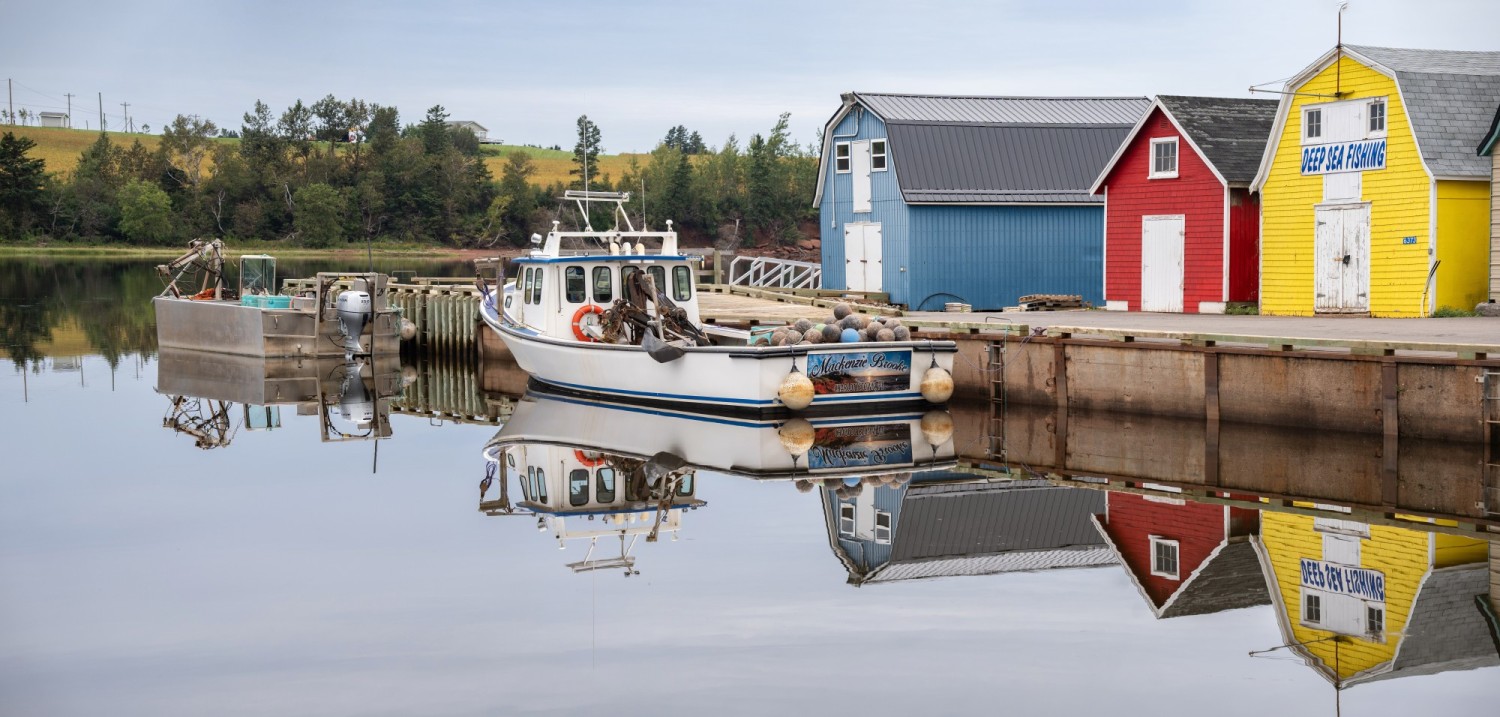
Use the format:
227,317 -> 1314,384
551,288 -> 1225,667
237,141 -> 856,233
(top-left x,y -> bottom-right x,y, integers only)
815,93 -> 1150,310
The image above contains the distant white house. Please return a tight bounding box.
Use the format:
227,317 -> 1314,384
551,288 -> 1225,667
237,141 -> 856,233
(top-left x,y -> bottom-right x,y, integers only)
446,120 -> 493,143
39,112 -> 69,128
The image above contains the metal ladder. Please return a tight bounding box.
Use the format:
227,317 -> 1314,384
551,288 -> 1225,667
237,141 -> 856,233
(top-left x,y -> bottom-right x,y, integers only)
1485,370 -> 1500,517
989,340 -> 1006,460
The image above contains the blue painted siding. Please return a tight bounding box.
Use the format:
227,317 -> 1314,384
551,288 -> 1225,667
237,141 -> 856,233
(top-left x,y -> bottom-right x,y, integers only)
819,109 -> 910,302
908,205 -> 1104,310
817,101 -> 1106,310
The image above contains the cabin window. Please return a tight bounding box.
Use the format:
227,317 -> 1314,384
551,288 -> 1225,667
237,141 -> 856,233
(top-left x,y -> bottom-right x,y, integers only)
1305,108 -> 1323,140
621,266 -> 640,296
522,268 -> 533,305
534,467 -> 546,501
596,467 -> 616,502
525,466 -> 535,500
1303,593 -> 1322,624
838,502 -> 856,536
1366,605 -> 1384,636
1149,138 -> 1178,179
1368,99 -> 1386,133
531,270 -> 544,305
564,266 -> 586,303
569,469 -> 589,506
647,266 -> 667,295
672,266 -> 692,301
1149,536 -> 1179,579
871,139 -> 887,171
592,266 -> 612,303
874,510 -> 892,544
835,142 -> 851,173
676,474 -> 694,496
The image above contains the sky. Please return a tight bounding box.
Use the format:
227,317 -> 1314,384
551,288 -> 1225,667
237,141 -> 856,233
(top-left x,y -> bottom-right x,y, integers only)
3,0 -> 1499,152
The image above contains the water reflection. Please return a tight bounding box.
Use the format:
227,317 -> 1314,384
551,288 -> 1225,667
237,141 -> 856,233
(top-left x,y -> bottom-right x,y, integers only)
155,348 -> 407,448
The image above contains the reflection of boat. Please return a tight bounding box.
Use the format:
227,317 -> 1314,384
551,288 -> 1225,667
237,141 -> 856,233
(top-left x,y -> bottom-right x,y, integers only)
153,240 -> 403,358
476,192 -> 957,415
487,387 -> 958,481
155,347 -> 405,448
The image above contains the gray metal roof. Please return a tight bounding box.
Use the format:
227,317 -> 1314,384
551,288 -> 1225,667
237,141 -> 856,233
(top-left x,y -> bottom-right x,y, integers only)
889,483 -> 1108,562
1157,96 -> 1279,186
855,93 -> 1150,125
886,122 -> 1134,204
1354,564 -> 1500,685
1157,541 -> 1270,618
1346,45 -> 1500,177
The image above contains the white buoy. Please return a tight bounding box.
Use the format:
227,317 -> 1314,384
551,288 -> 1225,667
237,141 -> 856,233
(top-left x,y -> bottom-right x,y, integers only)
399,318 -> 418,341
920,365 -> 954,404
778,418 -> 816,456
920,410 -> 955,446
778,370 -> 815,411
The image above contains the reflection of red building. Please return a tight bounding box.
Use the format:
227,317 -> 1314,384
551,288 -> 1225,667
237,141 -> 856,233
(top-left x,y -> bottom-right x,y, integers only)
1092,491 -> 1266,618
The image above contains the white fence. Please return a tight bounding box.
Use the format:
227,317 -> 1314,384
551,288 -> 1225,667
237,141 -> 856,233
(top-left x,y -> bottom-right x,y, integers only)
727,255 -> 822,290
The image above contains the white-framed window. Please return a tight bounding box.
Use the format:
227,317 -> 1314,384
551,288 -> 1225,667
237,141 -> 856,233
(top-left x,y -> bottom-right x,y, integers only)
1366,605 -> 1384,636
1149,138 -> 1178,179
1304,593 -> 1322,624
874,510 -> 892,544
838,502 -> 856,536
1305,107 -> 1323,140
835,142 -> 851,173
1368,98 -> 1386,133
871,139 -> 888,171
1149,536 -> 1180,579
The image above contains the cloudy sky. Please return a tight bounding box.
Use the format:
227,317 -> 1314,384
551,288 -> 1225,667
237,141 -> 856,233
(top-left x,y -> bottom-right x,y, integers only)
5,0 -> 1498,151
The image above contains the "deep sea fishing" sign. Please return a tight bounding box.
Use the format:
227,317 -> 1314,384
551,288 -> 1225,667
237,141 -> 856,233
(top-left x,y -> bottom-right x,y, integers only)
805,350 -> 911,395
1299,558 -> 1386,602
1300,138 -> 1386,175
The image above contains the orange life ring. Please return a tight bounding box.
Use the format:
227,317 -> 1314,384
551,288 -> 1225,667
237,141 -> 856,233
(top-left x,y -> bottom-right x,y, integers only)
574,449 -> 606,468
571,304 -> 605,342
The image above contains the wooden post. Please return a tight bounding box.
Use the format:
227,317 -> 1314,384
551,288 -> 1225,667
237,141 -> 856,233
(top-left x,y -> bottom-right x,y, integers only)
1381,361 -> 1400,506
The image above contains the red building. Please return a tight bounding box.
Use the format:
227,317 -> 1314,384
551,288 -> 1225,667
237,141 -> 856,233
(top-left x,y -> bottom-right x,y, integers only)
1092,491 -> 1266,618
1090,96 -> 1277,313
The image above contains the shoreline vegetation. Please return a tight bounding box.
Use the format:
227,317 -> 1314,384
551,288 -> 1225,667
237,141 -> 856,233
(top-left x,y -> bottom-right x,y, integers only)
0,101 -> 819,251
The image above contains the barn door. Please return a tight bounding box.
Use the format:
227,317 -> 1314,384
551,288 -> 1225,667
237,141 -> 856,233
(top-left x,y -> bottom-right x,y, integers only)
1141,215 -> 1185,312
1315,205 -> 1370,313
843,223 -> 882,292
851,140 -> 872,214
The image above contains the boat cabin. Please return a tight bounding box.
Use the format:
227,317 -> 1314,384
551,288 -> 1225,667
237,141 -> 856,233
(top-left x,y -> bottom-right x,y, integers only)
504,191 -> 704,341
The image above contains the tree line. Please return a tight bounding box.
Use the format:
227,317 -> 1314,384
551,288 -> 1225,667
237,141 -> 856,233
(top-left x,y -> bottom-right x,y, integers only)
0,95 -> 821,248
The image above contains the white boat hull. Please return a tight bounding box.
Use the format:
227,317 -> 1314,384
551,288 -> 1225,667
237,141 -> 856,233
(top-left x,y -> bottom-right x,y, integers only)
479,293 -> 957,415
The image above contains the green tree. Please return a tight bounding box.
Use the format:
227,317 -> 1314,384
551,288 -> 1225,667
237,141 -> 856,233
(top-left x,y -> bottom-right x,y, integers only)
570,115 -> 602,189
158,114 -> 218,188
0,132 -> 47,238
496,151 -> 538,244
293,182 -> 346,247
117,179 -> 173,244
419,105 -> 452,155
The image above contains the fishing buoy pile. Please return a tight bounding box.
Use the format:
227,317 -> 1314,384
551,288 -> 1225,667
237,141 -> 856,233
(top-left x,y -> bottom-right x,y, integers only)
792,473 -> 913,498
755,303 -> 912,347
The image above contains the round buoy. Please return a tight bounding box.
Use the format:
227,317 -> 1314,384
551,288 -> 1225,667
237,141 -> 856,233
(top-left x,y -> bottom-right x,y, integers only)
399,318 -> 418,341
574,449 -> 606,467
876,328 -> 895,342
778,371 -> 815,411
570,305 -> 606,342
920,410 -> 955,446
400,365 -> 419,387
833,303 -> 852,319
920,365 -> 954,404
842,476 -> 861,487
794,318 -> 814,333
840,327 -> 860,343
778,417 -> 815,454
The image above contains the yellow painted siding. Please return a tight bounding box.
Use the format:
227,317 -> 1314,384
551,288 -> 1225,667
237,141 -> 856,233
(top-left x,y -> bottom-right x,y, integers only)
1261,514 -> 1422,681
1491,153 -> 1500,300
1433,532 -> 1489,567
1260,56 -> 1432,317
1435,180 -> 1492,310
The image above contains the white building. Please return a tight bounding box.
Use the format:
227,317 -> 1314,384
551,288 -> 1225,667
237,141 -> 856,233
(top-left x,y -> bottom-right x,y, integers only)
39,112 -> 69,128
446,120 -> 490,143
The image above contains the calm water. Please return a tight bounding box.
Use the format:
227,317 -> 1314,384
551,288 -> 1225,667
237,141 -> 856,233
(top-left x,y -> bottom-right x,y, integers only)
2,258 -> 1497,716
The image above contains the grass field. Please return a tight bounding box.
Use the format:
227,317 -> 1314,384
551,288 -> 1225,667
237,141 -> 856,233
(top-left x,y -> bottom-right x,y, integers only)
6,126 -> 644,189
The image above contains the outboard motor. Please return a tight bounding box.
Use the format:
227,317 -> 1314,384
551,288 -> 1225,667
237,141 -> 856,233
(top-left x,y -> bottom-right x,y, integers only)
336,290 -> 372,356
337,366 -> 375,429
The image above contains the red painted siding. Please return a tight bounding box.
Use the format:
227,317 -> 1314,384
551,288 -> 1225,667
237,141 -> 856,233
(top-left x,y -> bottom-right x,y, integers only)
1228,188 -> 1260,302
1099,493 -> 1227,608
1099,108 -> 1228,312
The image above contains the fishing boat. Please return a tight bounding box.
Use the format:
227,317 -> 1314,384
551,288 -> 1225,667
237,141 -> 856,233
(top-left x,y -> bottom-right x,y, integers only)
476,191 -> 957,415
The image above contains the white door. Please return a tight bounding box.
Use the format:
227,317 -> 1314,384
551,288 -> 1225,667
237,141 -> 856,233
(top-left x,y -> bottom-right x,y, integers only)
851,140 -> 872,214
844,223 -> 882,292
1315,205 -> 1370,313
1141,215 -> 1185,312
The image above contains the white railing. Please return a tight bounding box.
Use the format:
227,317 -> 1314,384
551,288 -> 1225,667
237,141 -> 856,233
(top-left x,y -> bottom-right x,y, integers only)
727,255 -> 822,290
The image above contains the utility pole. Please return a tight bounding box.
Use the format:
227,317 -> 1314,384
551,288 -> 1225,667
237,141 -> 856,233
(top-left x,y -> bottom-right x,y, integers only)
64,92 -> 74,128
98,92 -> 104,132
121,102 -> 131,133
7,78 -> 12,125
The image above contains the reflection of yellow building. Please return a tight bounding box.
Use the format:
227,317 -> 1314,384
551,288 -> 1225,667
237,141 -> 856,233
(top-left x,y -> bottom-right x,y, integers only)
1254,513 -> 1495,686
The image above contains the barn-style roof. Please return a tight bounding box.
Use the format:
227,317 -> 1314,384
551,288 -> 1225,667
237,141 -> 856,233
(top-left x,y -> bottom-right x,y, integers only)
1347,565 -> 1498,685
1345,45 -> 1500,178
815,92 -> 1150,205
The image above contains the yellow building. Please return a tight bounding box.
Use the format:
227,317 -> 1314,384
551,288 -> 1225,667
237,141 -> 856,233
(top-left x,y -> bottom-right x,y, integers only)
1252,46 -> 1500,316
1255,512 -> 1496,686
